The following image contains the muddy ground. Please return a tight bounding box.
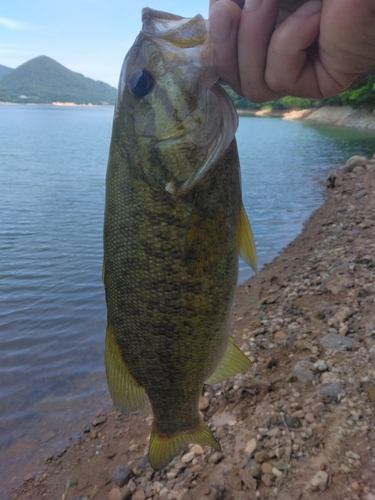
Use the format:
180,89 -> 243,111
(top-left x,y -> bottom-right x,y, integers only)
10,155 -> 375,500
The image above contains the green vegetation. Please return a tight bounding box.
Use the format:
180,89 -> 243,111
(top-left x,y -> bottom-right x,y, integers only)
325,75 -> 375,108
0,64 -> 13,80
225,75 -> 375,112
0,56 -> 116,105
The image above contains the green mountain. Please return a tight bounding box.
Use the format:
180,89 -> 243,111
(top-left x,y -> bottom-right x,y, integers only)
0,55 -> 116,105
0,64 -> 13,80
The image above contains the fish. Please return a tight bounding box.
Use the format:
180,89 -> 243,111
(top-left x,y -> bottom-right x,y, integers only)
103,8 -> 257,471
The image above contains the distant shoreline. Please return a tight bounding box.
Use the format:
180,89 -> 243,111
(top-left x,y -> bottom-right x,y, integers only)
238,105 -> 375,130
0,102 -> 113,107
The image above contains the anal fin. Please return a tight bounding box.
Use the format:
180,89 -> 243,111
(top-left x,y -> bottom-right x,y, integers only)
149,420 -> 220,471
206,336 -> 252,385
105,324 -> 145,414
238,202 -> 257,272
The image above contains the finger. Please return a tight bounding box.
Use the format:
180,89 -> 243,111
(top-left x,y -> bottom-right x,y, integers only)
237,0 -> 283,102
320,0 -> 375,80
265,0 -> 323,97
209,0 -> 243,94
210,0 -> 245,8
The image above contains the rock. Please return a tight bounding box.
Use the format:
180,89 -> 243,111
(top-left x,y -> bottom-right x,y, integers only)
314,360 -> 328,372
341,155 -> 367,173
244,438 -> 257,456
293,360 -> 315,384
274,330 -> 286,341
254,450 -> 269,463
199,396 -> 209,411
320,382 -> 344,403
190,444 -> 204,455
261,462 -> 273,474
120,487 -> 132,500
108,488 -> 122,500
310,470 -> 328,491
209,451 -> 223,464
65,479 -> 78,495
112,466 -> 132,487
319,333 -> 357,351
261,473 -> 273,487
355,189 -> 368,199
253,375 -> 272,392
226,471 -> 242,491
181,451 -> 195,463
334,307 -> 352,323
189,484 -> 220,500
320,372 -> 339,384
239,468 -> 257,490
132,490 -> 146,500
93,415 -> 107,426
272,467 -> 283,478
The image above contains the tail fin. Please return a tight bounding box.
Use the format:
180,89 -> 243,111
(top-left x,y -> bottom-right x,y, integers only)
149,420 -> 220,471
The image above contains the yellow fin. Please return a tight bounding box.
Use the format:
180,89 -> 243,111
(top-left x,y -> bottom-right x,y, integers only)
206,336 -> 252,385
238,203 -> 257,272
105,324 -> 145,414
149,420 -> 220,471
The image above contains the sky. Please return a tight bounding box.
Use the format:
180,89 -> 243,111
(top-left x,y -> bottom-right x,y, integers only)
0,0 -> 211,88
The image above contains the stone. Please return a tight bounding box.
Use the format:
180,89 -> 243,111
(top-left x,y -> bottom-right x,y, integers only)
293,360 -> 315,384
244,438 -> 257,456
319,333 -> 357,351
261,473 -> 273,487
314,360 -> 328,372
320,382 -> 344,403
254,450 -> 269,463
226,471 -> 242,491
65,479 -> 78,495
132,490 -> 146,500
108,488 -> 122,500
261,462 -> 273,474
239,468 -> 257,490
120,487 -> 132,500
181,451 -> 195,463
274,330 -> 286,341
341,155 -> 367,173
310,470 -> 328,491
199,396 -> 209,411
93,415 -> 107,426
272,467 -> 283,478
320,372 -> 339,384
190,444 -> 204,455
112,466 -> 132,487
209,451 -> 223,464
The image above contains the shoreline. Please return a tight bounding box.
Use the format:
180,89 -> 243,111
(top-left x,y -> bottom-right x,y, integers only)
11,155 -> 375,500
238,105 -> 375,130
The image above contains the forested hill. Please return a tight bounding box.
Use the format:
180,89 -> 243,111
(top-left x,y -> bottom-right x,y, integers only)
0,64 -> 13,80
226,75 -> 375,112
0,56 -> 116,105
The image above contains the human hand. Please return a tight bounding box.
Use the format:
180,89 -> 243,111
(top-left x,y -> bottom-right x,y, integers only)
209,0 -> 375,101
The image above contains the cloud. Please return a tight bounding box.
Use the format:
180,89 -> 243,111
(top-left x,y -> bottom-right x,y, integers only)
0,17 -> 29,31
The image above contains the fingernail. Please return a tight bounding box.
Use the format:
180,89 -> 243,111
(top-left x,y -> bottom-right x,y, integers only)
296,0 -> 322,17
209,4 -> 232,42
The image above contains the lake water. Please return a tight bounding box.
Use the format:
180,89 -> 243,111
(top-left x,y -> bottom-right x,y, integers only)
1,105 -> 374,496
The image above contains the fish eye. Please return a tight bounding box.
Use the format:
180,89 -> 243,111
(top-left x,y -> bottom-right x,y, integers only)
128,69 -> 154,98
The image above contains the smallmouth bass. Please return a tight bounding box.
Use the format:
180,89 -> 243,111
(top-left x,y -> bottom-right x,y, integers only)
103,8 -> 257,470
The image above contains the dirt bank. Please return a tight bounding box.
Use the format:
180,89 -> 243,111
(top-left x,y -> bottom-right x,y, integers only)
284,106 -> 375,130
10,156 -> 375,500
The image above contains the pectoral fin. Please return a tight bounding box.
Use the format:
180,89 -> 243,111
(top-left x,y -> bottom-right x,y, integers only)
149,420 -> 220,471
238,203 -> 257,272
105,324 -> 145,414
206,336 -> 252,385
